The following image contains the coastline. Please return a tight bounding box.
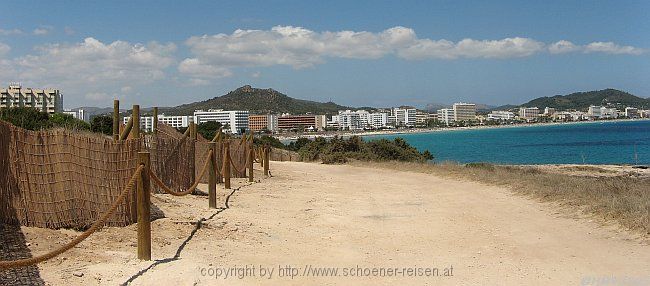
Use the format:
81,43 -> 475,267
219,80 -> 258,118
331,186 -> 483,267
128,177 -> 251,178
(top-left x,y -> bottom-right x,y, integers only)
274,118 -> 650,141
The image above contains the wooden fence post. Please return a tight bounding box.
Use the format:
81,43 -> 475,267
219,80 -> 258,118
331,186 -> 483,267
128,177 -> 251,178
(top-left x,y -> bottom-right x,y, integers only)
248,144 -> 254,182
137,152 -> 151,261
223,141 -> 231,189
132,105 -> 140,140
264,145 -> 270,176
208,142 -> 217,208
189,122 -> 197,185
113,100 -> 119,141
152,107 -> 158,135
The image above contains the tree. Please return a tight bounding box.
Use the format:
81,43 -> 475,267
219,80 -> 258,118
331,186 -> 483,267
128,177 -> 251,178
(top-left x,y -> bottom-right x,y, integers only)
50,113 -> 90,131
91,115 -> 113,135
197,121 -> 223,140
0,107 -> 50,130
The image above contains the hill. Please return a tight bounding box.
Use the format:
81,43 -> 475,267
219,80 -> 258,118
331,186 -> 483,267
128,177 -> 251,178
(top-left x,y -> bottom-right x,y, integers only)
520,89 -> 649,110
161,85 -> 351,115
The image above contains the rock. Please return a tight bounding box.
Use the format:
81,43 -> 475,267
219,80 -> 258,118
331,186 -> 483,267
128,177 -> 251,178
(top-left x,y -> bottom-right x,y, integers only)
73,272 -> 84,277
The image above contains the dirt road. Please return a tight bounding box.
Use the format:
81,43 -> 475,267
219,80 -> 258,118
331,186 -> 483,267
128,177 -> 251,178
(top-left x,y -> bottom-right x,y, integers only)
12,162 -> 650,285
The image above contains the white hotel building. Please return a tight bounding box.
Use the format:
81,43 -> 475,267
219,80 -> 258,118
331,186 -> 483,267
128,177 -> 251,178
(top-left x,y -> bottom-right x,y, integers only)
329,110 -> 391,130
158,115 -> 193,129
487,111 -> 515,121
193,109 -> 249,134
437,102 -> 477,125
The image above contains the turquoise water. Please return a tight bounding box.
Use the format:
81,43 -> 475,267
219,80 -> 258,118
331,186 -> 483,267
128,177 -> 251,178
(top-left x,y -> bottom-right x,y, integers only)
364,120 -> 650,165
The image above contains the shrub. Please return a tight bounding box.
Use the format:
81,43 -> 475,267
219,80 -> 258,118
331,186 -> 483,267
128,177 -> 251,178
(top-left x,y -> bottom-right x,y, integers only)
296,136 -> 433,164
0,107 -> 51,130
254,135 -> 286,149
50,113 -> 90,131
90,115 -> 113,135
197,121 -> 222,140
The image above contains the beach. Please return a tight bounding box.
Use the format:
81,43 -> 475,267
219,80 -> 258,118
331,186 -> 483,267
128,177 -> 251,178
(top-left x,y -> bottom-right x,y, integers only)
16,161 -> 650,285
275,118 -> 650,141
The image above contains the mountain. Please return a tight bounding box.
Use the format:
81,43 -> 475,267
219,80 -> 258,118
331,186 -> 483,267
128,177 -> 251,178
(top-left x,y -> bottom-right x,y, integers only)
161,85 -> 351,115
423,102 -> 450,112
423,102 -> 495,112
520,89 -> 649,110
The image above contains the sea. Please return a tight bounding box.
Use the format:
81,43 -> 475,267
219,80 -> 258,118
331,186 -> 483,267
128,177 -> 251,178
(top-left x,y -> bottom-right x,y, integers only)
363,119 -> 650,165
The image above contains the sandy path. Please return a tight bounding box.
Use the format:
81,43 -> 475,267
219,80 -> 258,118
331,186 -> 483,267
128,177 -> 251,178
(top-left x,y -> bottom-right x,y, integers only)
14,162 -> 650,285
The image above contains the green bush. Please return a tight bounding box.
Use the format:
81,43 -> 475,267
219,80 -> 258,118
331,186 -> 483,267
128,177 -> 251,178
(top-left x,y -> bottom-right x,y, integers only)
296,136 -> 433,164
50,113 -> 90,131
253,135 -> 286,149
90,115 -> 113,135
286,137 -> 311,151
1,107 -> 90,132
0,107 -> 51,130
197,121 -> 222,140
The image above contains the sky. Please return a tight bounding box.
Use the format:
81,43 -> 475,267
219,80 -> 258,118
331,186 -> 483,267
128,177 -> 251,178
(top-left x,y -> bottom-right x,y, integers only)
1,0 -> 649,109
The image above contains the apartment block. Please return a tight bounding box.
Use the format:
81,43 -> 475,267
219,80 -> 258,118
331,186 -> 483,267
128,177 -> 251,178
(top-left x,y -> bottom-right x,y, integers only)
62,108 -> 90,122
277,115 -> 323,131
487,111 -> 515,121
248,114 -> 278,132
519,107 -> 540,121
123,116 -> 156,133
158,115 -> 193,128
453,103 -> 476,122
1,83 -> 63,114
437,108 -> 454,125
194,109 -> 249,134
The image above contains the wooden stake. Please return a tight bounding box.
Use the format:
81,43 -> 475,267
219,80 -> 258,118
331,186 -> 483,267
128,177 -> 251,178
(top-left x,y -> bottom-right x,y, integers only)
248,144 -> 254,182
113,100 -> 119,141
189,122 -> 197,140
119,117 -> 133,141
223,141 -> 231,189
137,152 -> 151,261
132,105 -> 140,140
189,122 -> 196,184
264,145 -> 270,177
152,107 -> 158,135
208,142 -> 217,208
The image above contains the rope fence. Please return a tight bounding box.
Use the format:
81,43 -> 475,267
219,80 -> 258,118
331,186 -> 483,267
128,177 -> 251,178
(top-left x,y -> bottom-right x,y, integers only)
0,112 -> 272,269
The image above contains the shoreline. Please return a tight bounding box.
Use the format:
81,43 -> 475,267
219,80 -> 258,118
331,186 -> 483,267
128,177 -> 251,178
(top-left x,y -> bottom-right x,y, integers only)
274,118 -> 650,141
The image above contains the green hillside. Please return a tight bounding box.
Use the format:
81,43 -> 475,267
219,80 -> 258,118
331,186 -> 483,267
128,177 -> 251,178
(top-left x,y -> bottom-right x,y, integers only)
520,89 -> 649,110
161,85 -> 350,115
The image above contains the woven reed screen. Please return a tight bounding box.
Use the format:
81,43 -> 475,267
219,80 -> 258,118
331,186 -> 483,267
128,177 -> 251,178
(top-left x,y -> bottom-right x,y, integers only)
0,121 -> 139,229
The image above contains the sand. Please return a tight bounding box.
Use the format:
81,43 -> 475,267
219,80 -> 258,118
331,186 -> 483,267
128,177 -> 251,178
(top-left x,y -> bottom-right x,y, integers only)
11,162 -> 650,285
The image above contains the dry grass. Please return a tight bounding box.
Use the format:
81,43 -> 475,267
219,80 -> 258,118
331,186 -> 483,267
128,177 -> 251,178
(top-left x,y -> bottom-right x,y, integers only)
351,160 -> 650,235
561,165 -> 616,174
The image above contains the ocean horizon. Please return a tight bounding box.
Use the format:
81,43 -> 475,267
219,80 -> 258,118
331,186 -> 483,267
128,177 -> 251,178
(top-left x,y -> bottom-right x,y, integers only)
363,119 -> 650,165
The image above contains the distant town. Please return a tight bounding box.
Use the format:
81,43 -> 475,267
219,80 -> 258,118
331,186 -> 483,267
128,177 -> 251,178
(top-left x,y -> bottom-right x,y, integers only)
2,83 -> 649,136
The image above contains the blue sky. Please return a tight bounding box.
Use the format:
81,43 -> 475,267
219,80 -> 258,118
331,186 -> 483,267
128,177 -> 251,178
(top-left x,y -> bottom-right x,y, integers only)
1,0 -> 648,109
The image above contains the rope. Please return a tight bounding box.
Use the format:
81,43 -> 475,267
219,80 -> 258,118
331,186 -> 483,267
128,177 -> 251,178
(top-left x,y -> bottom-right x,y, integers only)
228,151 -> 243,174
0,165 -> 144,270
150,149 -> 212,196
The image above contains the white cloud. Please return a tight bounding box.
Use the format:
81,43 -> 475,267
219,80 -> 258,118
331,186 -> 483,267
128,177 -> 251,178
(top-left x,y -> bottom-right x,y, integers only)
0,43 -> 10,56
584,41 -> 645,55
187,26 -> 650,80
548,40 -> 580,54
33,26 -> 53,36
0,37 -> 176,103
399,37 -> 545,60
0,28 -> 23,36
178,59 -> 232,79
548,40 -> 645,55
